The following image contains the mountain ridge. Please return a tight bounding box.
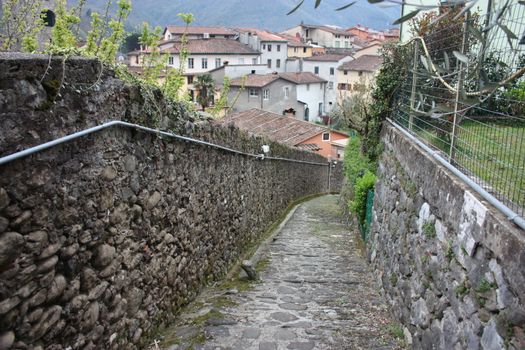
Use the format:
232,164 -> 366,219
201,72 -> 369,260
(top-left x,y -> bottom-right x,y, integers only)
74,0 -> 400,33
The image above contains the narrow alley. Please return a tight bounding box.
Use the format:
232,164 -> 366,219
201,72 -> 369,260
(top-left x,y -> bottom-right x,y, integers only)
158,195 -> 403,350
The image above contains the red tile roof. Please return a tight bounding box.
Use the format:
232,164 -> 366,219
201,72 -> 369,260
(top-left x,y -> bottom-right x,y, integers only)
279,72 -> 327,84
300,24 -> 353,36
235,28 -> 287,42
161,39 -> 259,55
229,72 -> 326,87
229,74 -> 281,88
164,26 -> 235,36
218,109 -> 329,146
278,33 -> 310,47
303,53 -> 351,62
338,55 -> 383,72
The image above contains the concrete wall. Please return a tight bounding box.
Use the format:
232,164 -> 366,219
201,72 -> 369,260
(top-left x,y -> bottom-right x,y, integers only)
209,64 -> 271,85
298,131 -> 348,159
335,71 -> 375,103
0,53 -> 335,349
303,58 -> 352,113
288,46 -> 312,58
168,54 -> 260,74
370,124 -> 525,349
228,79 -> 302,116
260,42 -> 288,73
296,82 -> 326,122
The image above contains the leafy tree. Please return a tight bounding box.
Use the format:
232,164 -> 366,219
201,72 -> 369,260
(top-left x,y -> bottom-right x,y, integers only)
50,0 -> 80,51
98,0 -> 132,62
194,74 -> 215,110
0,0 -> 45,51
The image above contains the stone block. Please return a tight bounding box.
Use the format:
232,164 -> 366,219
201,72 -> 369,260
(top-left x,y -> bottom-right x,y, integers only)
0,231 -> 23,266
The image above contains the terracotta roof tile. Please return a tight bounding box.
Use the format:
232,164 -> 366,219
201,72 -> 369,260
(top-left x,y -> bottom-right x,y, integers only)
229,74 -> 280,88
229,72 -> 326,87
218,109 -> 328,146
278,33 -> 310,47
235,28 -> 288,42
164,26 -> 235,36
300,24 -> 353,36
161,39 -> 259,55
338,55 -> 382,72
303,53 -> 351,62
279,72 -> 327,84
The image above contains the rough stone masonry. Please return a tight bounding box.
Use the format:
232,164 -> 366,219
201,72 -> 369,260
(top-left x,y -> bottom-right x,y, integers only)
0,54 -> 339,349
369,124 -> 525,349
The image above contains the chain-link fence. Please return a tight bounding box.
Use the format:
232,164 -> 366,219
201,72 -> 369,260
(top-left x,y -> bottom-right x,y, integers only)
391,2 -> 525,219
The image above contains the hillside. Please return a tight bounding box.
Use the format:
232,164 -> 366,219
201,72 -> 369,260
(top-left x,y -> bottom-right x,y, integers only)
73,0 -> 400,32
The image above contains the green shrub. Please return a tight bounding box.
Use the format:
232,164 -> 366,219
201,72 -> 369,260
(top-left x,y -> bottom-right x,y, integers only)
505,81 -> 525,116
349,171 -> 377,225
343,136 -> 375,187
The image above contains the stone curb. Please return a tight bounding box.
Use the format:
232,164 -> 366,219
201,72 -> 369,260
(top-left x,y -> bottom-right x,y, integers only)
239,203 -> 302,279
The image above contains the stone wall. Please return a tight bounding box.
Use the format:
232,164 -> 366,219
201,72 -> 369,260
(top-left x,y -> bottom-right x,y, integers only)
0,54 -> 331,349
370,124 -> 525,349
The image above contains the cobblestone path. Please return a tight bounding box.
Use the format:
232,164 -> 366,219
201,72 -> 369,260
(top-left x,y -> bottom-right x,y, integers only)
158,195 -> 404,350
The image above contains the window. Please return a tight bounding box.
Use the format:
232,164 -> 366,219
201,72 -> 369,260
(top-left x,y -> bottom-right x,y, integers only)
249,88 -> 258,97
294,47 -> 298,53
277,45 -> 281,52
306,29 -> 310,37
358,71 -> 363,77
303,47 -> 307,53
276,59 -> 281,68
201,58 -> 208,69
251,70 -> 256,74
335,34 -> 341,38
314,66 -> 319,74
135,55 -> 139,64
263,44 -> 266,50
306,83 -> 310,91
335,41 -> 340,48
338,83 -> 346,90
268,44 -> 272,51
284,86 -> 290,99
188,58 -> 194,69
330,67 -> 334,75
252,58 -> 258,64
168,56 -> 174,65
267,59 -> 272,68
328,82 -> 333,89
215,58 -> 221,68
187,75 -> 194,84
344,70 -> 348,75
263,89 -> 270,100
345,41 -> 349,48
345,35 -> 349,39
322,132 -> 330,141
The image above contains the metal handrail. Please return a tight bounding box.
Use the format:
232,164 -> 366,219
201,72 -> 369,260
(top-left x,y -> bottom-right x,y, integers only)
387,118 -> 525,231
0,120 -> 329,167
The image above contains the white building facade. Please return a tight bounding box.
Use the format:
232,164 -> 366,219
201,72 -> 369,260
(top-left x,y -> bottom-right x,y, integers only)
302,54 -> 353,114
237,29 -> 289,72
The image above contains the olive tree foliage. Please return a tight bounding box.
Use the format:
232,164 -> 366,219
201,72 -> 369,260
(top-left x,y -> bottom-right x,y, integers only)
330,77 -> 374,137
0,0 -> 45,51
0,0 -> 131,62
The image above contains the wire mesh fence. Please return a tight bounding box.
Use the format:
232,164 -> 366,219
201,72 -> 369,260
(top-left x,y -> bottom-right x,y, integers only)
391,1 -> 525,219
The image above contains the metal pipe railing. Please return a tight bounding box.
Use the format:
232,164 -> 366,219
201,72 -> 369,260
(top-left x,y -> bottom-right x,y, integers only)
387,118 -> 525,231
0,120 -> 329,167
